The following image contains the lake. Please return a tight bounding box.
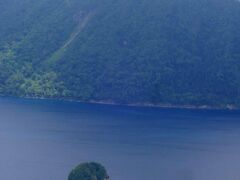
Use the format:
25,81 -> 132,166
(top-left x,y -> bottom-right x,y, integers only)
1,97 -> 240,180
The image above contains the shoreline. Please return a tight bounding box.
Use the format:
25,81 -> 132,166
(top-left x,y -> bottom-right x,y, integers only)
89,100 -> 238,110
1,95 -> 238,111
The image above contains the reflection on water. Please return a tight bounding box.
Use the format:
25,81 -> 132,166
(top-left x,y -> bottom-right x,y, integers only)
0,97 -> 240,180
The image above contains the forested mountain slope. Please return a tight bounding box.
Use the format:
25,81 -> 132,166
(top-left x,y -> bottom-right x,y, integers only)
0,0 -> 240,108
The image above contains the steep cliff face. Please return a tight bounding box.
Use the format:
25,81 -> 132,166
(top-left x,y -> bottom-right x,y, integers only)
0,0 -> 240,108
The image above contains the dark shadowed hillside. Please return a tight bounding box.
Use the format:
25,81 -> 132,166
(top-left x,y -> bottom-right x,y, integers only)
0,0 -> 240,108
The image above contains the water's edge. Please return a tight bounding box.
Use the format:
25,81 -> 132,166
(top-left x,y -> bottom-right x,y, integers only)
0,95 -> 238,110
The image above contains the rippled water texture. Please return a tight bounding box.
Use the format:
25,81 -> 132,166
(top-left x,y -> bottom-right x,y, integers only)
1,97 -> 240,180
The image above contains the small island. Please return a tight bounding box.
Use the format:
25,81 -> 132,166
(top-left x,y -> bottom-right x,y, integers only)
68,162 -> 110,180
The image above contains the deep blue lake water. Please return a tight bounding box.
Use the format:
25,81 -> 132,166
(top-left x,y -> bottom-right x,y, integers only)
1,97 -> 240,180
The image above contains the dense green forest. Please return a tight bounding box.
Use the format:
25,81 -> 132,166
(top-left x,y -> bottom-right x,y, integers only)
0,0 -> 240,108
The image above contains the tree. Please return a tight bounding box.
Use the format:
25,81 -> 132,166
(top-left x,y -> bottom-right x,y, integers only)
68,162 -> 110,180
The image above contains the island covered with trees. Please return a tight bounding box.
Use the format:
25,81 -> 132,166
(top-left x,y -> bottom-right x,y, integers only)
68,162 -> 110,180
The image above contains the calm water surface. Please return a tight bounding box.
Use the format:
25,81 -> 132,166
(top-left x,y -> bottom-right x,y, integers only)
1,97 -> 240,180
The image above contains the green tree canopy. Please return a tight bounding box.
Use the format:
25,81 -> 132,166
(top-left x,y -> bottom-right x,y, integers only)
1,0 -> 240,108
68,162 -> 110,180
